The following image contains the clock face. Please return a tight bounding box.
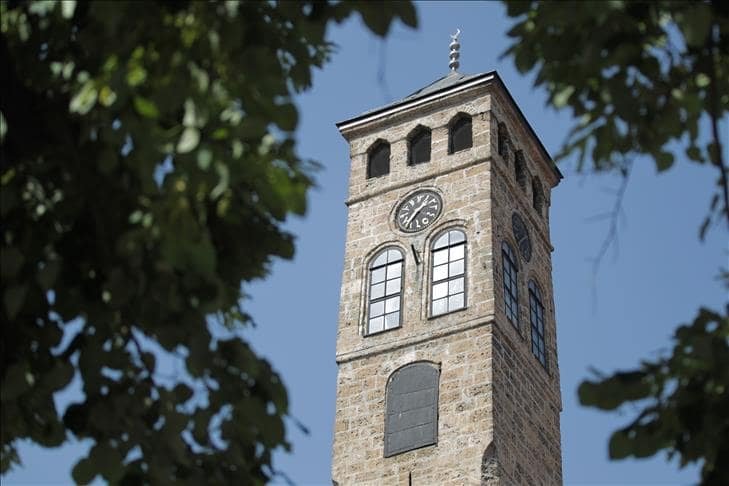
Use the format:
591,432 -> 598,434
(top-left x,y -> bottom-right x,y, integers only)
511,213 -> 532,262
395,190 -> 443,233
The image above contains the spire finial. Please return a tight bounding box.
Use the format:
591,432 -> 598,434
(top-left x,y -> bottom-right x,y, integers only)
449,29 -> 461,72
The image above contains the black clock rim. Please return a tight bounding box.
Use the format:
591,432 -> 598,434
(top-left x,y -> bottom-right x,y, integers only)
511,212 -> 532,261
396,190 -> 443,233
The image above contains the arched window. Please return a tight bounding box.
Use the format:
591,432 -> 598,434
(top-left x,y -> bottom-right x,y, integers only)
528,280 -> 547,368
431,229 -> 466,316
408,126 -> 431,166
497,122 -> 509,163
532,177 -> 545,216
367,140 -> 390,178
448,114 -> 472,154
502,241 -> 519,325
514,150 -> 528,190
384,362 -> 439,457
366,248 -> 403,335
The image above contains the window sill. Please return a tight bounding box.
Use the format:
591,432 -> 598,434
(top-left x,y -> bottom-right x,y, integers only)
363,325 -> 401,338
427,306 -> 468,321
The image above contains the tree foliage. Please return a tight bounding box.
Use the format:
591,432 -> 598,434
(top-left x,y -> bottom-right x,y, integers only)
0,1 -> 415,483
503,1 -> 728,483
579,307 -> 729,483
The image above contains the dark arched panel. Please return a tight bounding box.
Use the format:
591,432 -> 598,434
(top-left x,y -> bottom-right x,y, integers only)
448,115 -> 472,154
408,127 -> 432,165
367,141 -> 390,178
384,362 -> 439,457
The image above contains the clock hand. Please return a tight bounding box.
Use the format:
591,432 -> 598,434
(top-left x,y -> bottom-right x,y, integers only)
405,199 -> 430,227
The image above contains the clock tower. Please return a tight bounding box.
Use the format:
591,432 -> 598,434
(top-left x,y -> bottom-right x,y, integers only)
331,34 -> 563,485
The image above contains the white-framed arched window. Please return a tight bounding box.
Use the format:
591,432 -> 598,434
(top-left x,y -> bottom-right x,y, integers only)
502,241 -> 519,326
528,280 -> 547,368
366,247 -> 404,335
431,229 -> 466,316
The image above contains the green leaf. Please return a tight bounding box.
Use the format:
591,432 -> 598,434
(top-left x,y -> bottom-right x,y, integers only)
176,127 -> 200,154
678,6 -> 712,47
272,103 -> 298,132
609,429 -> 632,459
553,85 -> 575,108
133,96 -> 160,119
0,110 -> 7,142
69,81 -> 98,115
655,152 -> 674,172
197,148 -> 212,170
686,145 -> 702,162
395,2 -> 418,28
126,65 -> 147,87
2,362 -> 32,400
4,284 -> 28,320
1,247 -> 24,279
695,73 -> 710,88
173,383 -> 193,403
37,259 -> 60,290
61,1 -> 76,19
71,456 -> 96,485
89,442 -> 123,482
357,3 -> 398,36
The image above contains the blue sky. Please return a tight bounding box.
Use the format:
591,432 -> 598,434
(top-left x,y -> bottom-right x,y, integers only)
5,2 -> 726,485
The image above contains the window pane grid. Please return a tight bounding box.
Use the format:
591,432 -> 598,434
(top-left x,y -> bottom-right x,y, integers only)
502,243 -> 519,325
431,231 -> 466,316
529,283 -> 547,368
368,250 -> 403,335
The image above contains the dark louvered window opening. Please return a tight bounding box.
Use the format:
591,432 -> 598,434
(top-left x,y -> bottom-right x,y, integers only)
448,116 -> 472,154
409,128 -> 431,165
532,177 -> 545,216
384,362 -> 439,457
368,142 -> 390,178
498,122 -> 509,161
515,150 -> 528,190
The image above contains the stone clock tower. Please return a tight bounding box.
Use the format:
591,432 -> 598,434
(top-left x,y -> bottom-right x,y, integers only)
331,35 -> 563,485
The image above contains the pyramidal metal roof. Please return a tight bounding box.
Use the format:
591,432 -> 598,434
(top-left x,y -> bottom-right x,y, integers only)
401,71 -> 485,102
336,71 -> 494,130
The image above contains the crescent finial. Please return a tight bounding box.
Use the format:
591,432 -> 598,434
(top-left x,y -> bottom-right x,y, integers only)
449,29 -> 461,72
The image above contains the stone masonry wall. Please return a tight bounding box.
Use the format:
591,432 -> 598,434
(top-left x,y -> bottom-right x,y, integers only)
488,90 -> 563,485
332,324 -> 495,485
333,86 -> 499,484
335,86 -> 495,360
332,78 -> 563,485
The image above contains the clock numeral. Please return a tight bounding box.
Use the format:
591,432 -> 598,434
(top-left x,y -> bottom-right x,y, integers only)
396,190 -> 443,232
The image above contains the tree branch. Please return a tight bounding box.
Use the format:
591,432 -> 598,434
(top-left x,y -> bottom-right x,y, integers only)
589,161 -> 632,310
707,22 -> 729,227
